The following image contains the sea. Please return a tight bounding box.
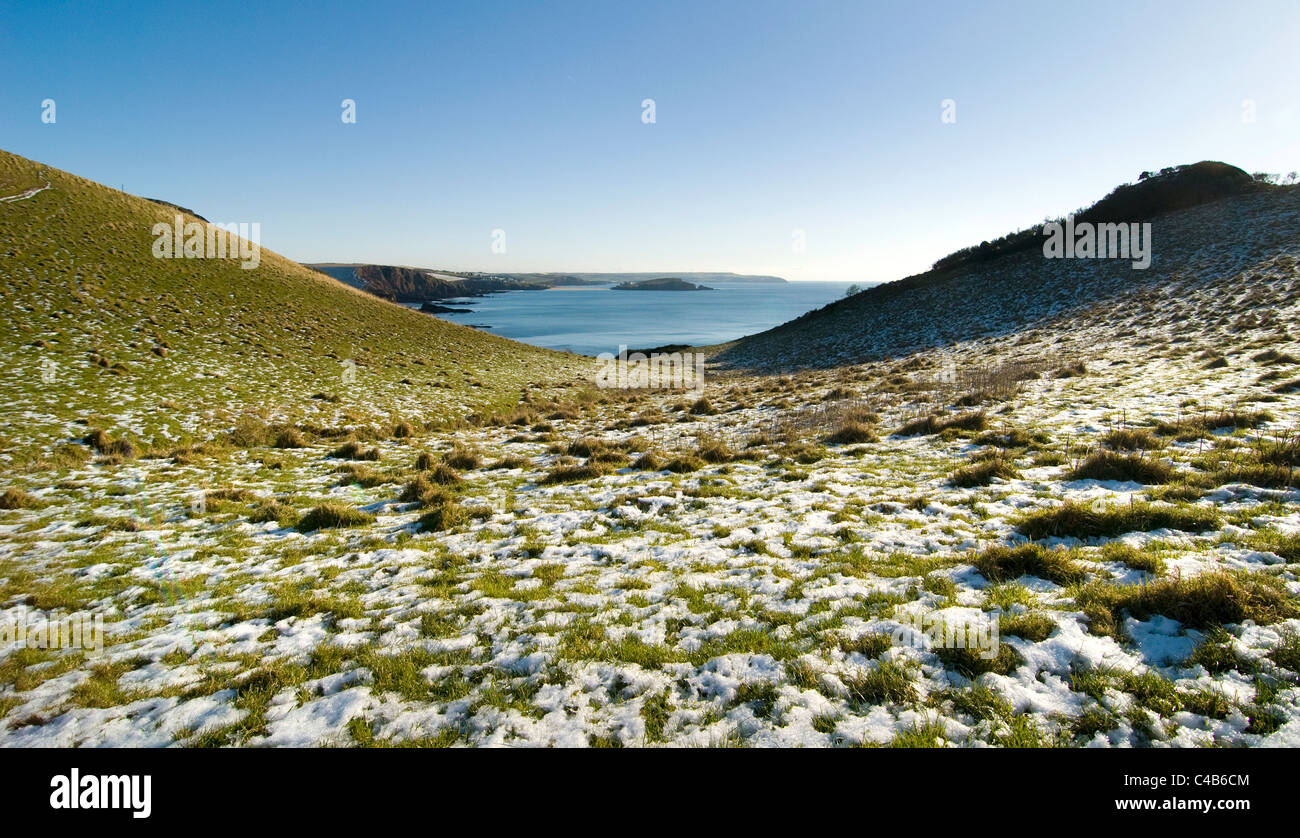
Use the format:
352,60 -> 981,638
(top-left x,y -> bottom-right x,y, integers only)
406,281 -> 856,356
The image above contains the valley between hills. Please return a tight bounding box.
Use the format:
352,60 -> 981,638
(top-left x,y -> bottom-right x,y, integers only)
2,150 -> 1299,747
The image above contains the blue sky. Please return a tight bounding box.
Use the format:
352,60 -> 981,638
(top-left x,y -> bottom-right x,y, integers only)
3,0 -> 1298,282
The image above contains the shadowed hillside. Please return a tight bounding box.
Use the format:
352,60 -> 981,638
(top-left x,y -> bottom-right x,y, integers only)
715,164 -> 1300,371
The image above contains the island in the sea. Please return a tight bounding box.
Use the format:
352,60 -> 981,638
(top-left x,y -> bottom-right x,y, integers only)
611,277 -> 714,291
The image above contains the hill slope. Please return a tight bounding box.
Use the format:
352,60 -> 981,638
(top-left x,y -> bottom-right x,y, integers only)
716,164 -> 1300,370
0,150 -> 592,462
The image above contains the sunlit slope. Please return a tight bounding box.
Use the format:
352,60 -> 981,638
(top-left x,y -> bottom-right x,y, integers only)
0,150 -> 591,461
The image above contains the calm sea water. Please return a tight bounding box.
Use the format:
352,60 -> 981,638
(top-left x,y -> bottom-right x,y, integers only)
411,281 -> 855,355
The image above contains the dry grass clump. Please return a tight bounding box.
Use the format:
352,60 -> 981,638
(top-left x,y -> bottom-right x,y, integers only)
1256,434 -> 1300,468
973,428 -> 1048,449
398,472 -> 466,529
689,397 -> 718,416
951,451 -> 1018,487
694,437 -> 735,463
1067,451 -> 1174,484
487,455 -> 532,470
82,428 -> 136,460
1100,427 -> 1164,451
428,462 -> 462,485
1016,500 -> 1220,540
950,359 -> 1044,404
399,474 -> 454,507
896,410 -> 987,437
590,450 -> 630,467
295,502 -> 374,532
935,640 -> 1024,678
48,443 -> 93,469
664,454 -> 706,473
626,409 -> 666,427
774,442 -> 829,465
330,441 -> 380,461
248,499 -> 297,526
632,451 -> 666,471
971,543 -> 1086,586
1186,435 -> 1299,489
481,407 -> 539,428
444,445 -> 482,470
0,488 -> 40,509
76,515 -> 140,532
224,417 -> 274,448
1155,409 -> 1272,440
1054,361 -> 1088,378
206,487 -> 259,504
335,463 -> 391,488
565,437 -> 608,458
1270,378 -> 1300,393
825,421 -> 879,445
274,428 -> 306,449
1076,571 -> 1296,639
1251,348 -> 1299,365
543,461 -> 611,483
414,451 -> 436,470
546,405 -> 582,421
416,499 -> 467,532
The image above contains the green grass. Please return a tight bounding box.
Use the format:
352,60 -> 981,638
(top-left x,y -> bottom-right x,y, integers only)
844,659 -> 918,705
1099,542 -> 1165,575
889,719 -> 949,747
1186,627 -> 1252,674
640,687 -> 673,742
934,640 -> 1023,678
264,582 -> 366,623
1269,628 -> 1300,673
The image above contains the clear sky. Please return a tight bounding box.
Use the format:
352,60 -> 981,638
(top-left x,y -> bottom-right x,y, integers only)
3,0 -> 1297,282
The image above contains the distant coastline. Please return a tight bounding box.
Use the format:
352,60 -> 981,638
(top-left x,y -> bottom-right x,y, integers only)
612,277 -> 713,291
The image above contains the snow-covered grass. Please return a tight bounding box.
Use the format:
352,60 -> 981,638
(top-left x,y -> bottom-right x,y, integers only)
3,276 -> 1300,747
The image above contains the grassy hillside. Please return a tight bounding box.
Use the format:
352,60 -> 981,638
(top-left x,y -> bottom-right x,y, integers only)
716,166 -> 1300,371
0,150 -> 592,464
1,153 -> 1298,748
